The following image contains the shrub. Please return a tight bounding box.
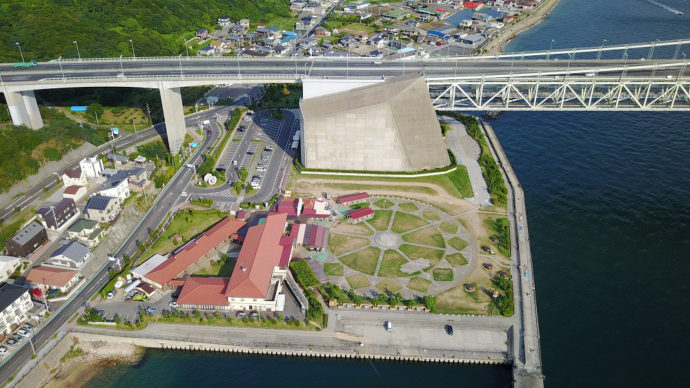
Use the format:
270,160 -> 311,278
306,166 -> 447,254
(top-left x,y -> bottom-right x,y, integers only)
290,260 -> 320,288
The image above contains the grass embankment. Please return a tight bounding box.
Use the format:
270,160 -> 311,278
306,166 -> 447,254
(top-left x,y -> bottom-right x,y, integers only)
136,209 -> 227,265
391,212 -> 428,234
318,282 -> 436,311
441,113 -> 508,206
252,84 -> 302,111
339,247 -> 381,275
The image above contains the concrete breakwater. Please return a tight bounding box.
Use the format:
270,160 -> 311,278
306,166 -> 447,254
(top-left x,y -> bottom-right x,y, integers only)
69,328 -> 508,366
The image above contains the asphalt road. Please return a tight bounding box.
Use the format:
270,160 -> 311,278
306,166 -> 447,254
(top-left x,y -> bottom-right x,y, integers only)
0,57 -> 685,86
0,127 -> 159,223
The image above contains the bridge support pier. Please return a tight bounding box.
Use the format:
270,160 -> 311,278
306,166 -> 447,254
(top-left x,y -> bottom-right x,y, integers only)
159,85 -> 186,155
4,90 -> 43,129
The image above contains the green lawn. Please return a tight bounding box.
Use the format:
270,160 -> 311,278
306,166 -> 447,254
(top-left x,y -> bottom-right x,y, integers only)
375,279 -> 403,293
367,210 -> 393,231
342,23 -> 378,33
401,226 -> 445,248
324,263 -> 344,276
136,209 -> 228,265
391,212 -> 428,234
378,250 -> 411,277
445,253 -> 468,267
448,237 -> 469,251
374,198 -> 394,208
421,210 -> 441,221
407,277 -> 432,293
332,221 -> 374,236
346,274 -> 371,289
339,247 -> 381,275
432,268 -> 454,282
329,234 -> 370,256
399,244 -> 445,266
194,257 -> 235,277
439,222 -> 459,235
398,202 -> 419,212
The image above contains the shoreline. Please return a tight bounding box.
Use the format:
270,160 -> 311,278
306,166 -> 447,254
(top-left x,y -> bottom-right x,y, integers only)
482,0 -> 561,54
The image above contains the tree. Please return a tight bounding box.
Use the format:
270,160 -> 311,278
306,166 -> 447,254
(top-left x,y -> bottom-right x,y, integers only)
282,84 -> 290,96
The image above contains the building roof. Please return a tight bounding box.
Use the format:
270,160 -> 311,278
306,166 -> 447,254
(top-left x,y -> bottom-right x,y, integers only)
63,185 -> 85,195
50,241 -> 89,263
135,282 -> 156,296
0,283 -> 29,313
63,166 -> 82,179
67,218 -> 98,233
301,198 -> 330,218
337,192 -> 370,203
36,198 -> 75,220
11,221 -> 46,246
225,212 -> 287,298
178,277 -> 230,307
85,196 -> 117,211
25,266 -> 78,288
145,217 -> 246,286
348,207 -> 374,219
276,197 -> 301,216
131,254 -> 169,279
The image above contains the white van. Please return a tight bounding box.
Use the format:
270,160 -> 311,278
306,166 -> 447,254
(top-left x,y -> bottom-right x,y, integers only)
385,321 -> 392,332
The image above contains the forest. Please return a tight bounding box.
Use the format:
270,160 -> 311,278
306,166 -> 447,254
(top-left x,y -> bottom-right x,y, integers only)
0,0 -> 293,62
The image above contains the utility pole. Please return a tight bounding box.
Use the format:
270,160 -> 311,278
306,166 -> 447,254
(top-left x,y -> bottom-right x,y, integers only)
15,42 -> 25,63
73,40 -> 81,61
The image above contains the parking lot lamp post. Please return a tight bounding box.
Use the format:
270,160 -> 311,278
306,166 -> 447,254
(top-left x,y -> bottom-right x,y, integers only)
129,39 -> 136,58
73,40 -> 81,61
546,39 -> 554,60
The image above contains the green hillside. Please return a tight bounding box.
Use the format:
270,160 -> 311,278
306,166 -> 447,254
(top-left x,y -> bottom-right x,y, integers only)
0,0 -> 293,62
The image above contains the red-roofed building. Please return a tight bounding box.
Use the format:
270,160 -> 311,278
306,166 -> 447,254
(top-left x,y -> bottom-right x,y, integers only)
224,213 -> 289,311
177,277 -> 230,310
292,223 -> 329,251
347,207 -> 374,223
63,185 -> 87,201
336,192 -> 370,205
276,197 -> 302,216
143,217 -> 246,288
301,198 -> 330,218
61,166 -> 86,186
25,266 -> 80,293
464,1 -> 484,10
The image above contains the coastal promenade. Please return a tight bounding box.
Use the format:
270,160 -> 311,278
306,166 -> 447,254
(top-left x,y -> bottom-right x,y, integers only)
481,121 -> 544,387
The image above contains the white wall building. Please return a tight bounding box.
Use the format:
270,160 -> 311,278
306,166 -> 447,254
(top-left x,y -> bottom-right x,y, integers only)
0,256 -> 22,283
79,156 -> 104,178
0,284 -> 33,336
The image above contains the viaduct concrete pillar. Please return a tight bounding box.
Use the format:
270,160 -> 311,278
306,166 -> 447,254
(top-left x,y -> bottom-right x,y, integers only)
159,85 -> 186,155
4,90 -> 43,129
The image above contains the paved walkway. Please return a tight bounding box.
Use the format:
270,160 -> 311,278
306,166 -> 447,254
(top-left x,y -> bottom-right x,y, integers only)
441,117 -> 492,206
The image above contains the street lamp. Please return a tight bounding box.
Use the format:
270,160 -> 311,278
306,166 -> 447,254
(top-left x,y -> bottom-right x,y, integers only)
15,42 -> 25,63
178,54 -> 184,78
73,40 -> 81,61
546,39 -> 554,60
597,39 -> 607,61
129,39 -> 136,58
58,56 -> 65,80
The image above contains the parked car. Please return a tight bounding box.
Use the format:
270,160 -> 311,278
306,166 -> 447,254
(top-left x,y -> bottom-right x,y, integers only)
16,329 -> 30,337
249,312 -> 259,319
238,126 -> 246,132
384,321 -> 392,332
207,130 -> 212,135
169,301 -> 179,308
107,291 -> 114,299
0,346 -> 7,355
21,323 -> 33,330
264,146 -> 273,151
145,307 -> 157,314
444,324 -> 454,336
6,339 -> 17,346
236,312 -> 247,318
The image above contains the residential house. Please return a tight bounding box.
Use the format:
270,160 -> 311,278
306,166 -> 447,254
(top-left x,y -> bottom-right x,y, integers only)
66,218 -> 104,248
314,26 -> 329,36
196,28 -> 209,39
62,185 -> 87,202
97,173 -> 130,202
79,156 -> 103,178
340,35 -> 357,47
459,33 -> 485,46
199,45 -> 215,56
217,16 -> 231,26
209,40 -> 228,53
6,221 -> 48,258
61,166 -> 87,187
106,153 -> 129,166
36,198 -> 79,231
47,241 -> 90,269
336,192 -> 370,205
239,19 -> 250,29
25,266 -> 80,293
0,284 -> 32,336
0,256 -> 21,283
83,196 -> 121,223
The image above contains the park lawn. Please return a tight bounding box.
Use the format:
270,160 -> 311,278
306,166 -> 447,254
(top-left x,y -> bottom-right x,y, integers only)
401,226 -> 445,248
439,222 -> 459,235
324,262 -> 344,276
331,221 -> 374,236
421,210 -> 441,221
398,202 -> 419,212
375,279 -> 403,293
194,258 -> 235,277
136,209 -> 227,265
448,236 -> 469,251
346,274 -> 371,289
391,212 -> 428,234
367,210 -> 393,231
432,268 -> 454,282
378,250 -> 411,277
407,277 -> 432,293
445,253 -> 468,267
342,23 -> 378,33
399,244 -> 445,266
339,247 -> 381,275
329,234 -> 370,256
374,198 -> 394,208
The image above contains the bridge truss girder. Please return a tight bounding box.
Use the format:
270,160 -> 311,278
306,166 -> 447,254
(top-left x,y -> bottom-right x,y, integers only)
428,77 -> 690,111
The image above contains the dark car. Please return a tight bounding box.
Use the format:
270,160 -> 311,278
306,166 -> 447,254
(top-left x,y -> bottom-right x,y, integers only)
207,130 -> 212,135
444,324 -> 454,335
238,126 -> 246,132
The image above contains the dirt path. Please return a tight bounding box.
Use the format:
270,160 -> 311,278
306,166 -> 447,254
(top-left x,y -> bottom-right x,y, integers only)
482,0 -> 561,54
